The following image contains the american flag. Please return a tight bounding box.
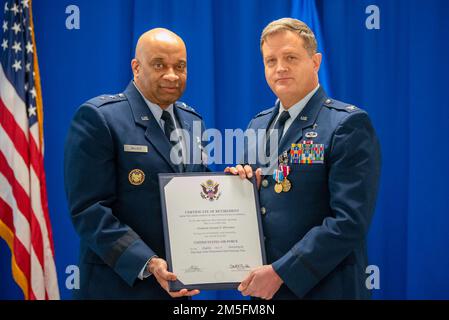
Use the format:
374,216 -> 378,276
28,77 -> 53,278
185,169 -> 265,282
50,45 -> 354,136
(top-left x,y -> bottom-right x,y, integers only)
0,0 -> 59,299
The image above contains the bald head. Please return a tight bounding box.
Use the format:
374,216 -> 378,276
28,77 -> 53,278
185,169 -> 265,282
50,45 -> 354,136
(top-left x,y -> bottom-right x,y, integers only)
132,28 -> 187,108
135,28 -> 186,61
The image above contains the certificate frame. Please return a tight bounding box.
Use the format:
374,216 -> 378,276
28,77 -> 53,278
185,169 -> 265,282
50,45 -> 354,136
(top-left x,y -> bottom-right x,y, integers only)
158,172 -> 267,291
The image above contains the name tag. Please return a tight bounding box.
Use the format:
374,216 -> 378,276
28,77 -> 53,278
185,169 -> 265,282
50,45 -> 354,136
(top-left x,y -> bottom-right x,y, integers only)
124,144 -> 148,153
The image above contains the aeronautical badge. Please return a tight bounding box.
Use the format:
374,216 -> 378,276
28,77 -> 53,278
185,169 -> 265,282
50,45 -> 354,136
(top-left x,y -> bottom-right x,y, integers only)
305,131 -> 318,138
128,169 -> 145,185
200,179 -> 221,201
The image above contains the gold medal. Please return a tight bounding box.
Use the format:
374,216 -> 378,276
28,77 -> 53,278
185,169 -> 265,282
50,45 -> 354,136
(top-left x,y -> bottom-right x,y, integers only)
282,178 -> 291,192
274,183 -> 283,193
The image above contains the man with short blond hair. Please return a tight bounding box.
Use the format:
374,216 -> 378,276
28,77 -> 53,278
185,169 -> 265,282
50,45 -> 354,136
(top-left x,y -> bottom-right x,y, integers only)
228,18 -> 381,299
260,17 -> 318,55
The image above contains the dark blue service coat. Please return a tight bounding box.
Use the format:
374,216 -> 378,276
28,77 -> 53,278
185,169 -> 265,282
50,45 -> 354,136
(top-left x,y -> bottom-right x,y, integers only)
245,87 -> 381,299
64,82 -> 207,299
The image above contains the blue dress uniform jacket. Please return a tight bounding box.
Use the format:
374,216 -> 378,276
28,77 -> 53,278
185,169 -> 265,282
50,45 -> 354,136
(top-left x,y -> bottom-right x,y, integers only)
245,87 -> 381,299
64,82 -> 207,299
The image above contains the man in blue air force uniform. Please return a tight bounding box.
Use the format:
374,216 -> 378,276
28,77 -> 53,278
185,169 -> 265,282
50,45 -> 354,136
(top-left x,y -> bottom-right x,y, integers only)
227,18 -> 381,299
64,28 -> 206,299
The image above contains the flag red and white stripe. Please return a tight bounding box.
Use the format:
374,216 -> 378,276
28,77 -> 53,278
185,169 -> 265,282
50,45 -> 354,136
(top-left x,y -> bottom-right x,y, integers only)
0,0 -> 59,300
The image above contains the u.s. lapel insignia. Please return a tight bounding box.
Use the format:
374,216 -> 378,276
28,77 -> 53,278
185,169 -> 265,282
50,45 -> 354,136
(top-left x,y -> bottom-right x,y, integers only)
128,169 -> 145,185
300,116 -> 308,121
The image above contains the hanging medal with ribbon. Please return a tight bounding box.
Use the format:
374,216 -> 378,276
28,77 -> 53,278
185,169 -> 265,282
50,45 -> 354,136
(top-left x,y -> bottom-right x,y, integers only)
280,164 -> 291,192
272,169 -> 284,193
279,151 -> 291,192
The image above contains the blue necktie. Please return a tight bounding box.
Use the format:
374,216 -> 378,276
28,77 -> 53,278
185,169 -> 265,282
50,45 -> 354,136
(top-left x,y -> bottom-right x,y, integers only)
161,111 -> 184,172
266,110 -> 291,156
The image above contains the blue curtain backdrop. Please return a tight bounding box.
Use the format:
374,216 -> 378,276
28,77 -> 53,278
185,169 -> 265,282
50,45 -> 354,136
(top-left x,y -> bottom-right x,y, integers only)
1,0 -> 448,299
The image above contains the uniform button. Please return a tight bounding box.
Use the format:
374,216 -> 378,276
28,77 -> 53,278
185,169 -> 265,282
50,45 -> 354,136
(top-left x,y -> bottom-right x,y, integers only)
261,207 -> 266,215
325,98 -> 332,104
262,179 -> 269,188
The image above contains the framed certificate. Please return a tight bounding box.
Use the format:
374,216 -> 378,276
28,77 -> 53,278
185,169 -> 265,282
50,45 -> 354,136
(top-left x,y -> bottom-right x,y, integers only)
158,172 -> 266,291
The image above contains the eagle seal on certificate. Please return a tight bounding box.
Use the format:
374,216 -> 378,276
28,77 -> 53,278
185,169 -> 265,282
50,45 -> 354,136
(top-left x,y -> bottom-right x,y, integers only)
200,179 -> 221,201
